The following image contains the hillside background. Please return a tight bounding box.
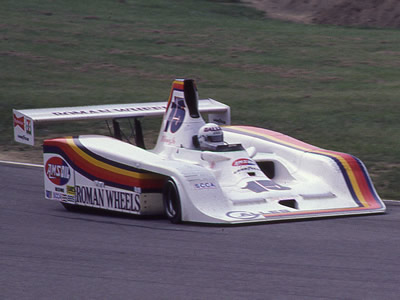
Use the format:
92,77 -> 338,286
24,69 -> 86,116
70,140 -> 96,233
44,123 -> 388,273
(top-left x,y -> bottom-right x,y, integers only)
245,0 -> 400,28
1,0 -> 399,199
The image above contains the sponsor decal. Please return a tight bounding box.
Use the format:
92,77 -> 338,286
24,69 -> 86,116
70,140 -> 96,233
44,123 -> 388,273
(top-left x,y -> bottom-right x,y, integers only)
51,105 -> 167,116
45,157 -> 71,186
67,185 -> 76,195
13,112 -> 33,145
212,118 -> 226,125
194,182 -> 216,189
94,180 -> 105,188
164,96 -> 185,133
204,126 -> 221,132
233,166 -> 259,174
13,114 -> 25,130
47,188 -> 74,202
16,134 -> 30,142
25,118 -> 32,134
227,209 -> 291,220
53,192 -> 64,200
232,158 -> 256,167
160,135 -> 176,145
75,185 -> 141,212
66,195 -> 75,202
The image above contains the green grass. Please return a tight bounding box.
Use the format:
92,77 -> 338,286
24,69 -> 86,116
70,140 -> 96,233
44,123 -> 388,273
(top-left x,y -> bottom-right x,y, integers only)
1,0 -> 400,199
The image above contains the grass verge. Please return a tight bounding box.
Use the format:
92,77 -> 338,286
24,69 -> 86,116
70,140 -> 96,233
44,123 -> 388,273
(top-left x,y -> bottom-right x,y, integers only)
1,0 -> 399,198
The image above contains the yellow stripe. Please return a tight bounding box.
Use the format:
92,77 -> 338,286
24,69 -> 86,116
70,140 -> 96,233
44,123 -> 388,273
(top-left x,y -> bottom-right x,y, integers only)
66,138 -> 158,180
313,149 -> 368,207
167,80 -> 185,107
228,126 -> 369,207
226,126 -> 311,151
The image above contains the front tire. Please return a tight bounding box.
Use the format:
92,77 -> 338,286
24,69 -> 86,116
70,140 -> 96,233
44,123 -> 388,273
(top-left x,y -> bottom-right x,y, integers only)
163,179 -> 182,224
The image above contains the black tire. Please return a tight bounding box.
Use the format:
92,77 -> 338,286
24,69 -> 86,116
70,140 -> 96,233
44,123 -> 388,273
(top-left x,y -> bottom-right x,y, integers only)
61,202 -> 80,212
163,179 -> 182,224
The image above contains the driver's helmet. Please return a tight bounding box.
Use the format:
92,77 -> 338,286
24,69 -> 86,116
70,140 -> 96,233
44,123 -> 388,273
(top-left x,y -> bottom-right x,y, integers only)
198,123 -> 224,150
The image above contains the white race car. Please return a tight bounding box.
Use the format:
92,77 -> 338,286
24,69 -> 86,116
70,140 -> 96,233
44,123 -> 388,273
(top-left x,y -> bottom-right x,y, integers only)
13,79 -> 385,224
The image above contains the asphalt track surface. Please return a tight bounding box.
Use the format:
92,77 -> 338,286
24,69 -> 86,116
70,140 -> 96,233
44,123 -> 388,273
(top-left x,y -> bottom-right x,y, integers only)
1,162 -> 400,300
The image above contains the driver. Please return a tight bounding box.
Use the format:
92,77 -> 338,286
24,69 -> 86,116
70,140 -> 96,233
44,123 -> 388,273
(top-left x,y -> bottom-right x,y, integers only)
197,123 -> 225,151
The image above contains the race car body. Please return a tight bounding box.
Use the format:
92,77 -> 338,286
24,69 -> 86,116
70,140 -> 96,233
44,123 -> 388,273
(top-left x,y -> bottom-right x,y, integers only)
13,79 -> 385,224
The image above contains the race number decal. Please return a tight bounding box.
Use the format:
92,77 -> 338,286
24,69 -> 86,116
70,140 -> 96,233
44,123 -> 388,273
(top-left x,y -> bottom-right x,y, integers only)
243,180 -> 290,193
164,96 -> 186,133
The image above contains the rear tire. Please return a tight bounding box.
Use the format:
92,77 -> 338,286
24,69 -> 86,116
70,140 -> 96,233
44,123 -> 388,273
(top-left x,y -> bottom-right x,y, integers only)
61,202 -> 79,212
163,179 -> 182,224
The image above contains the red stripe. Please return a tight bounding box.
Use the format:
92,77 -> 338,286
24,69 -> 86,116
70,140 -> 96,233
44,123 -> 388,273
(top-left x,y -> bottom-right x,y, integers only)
235,126 -> 320,151
227,126 -> 382,209
45,138 -> 164,189
166,80 -> 185,110
316,148 -> 380,208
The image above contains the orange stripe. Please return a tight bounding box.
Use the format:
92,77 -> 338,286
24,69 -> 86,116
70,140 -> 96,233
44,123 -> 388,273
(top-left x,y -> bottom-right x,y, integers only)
225,126 -> 382,209
166,80 -> 185,110
45,137 -> 165,189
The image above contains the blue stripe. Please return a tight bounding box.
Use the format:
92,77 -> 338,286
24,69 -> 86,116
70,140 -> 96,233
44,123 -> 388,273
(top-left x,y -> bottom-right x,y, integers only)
43,144 -> 162,193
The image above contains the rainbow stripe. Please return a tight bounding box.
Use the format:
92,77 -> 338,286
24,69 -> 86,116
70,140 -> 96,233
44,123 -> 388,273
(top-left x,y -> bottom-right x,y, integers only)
44,137 -> 166,192
166,80 -> 185,111
224,126 -> 384,213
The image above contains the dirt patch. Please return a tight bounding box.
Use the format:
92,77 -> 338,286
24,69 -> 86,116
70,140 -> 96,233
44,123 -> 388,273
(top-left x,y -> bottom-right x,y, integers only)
222,62 -> 313,78
244,0 -> 400,28
0,51 -> 45,61
0,146 -> 43,164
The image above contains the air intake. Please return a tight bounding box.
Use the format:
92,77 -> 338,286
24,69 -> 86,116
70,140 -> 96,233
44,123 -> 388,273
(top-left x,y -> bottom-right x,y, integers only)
279,199 -> 298,209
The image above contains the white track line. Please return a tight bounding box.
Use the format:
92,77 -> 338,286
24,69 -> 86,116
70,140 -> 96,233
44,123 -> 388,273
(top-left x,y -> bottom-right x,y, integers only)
384,199 -> 400,204
0,160 -> 43,168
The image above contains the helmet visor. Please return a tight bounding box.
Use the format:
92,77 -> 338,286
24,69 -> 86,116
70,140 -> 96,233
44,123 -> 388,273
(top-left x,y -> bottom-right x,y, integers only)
207,135 -> 223,143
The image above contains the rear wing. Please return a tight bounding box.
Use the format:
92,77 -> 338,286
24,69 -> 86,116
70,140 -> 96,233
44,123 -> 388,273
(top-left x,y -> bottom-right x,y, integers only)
13,98 -> 230,145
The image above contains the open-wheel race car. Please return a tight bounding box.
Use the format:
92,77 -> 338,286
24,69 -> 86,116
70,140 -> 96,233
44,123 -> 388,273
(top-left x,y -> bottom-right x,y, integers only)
13,79 -> 385,224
